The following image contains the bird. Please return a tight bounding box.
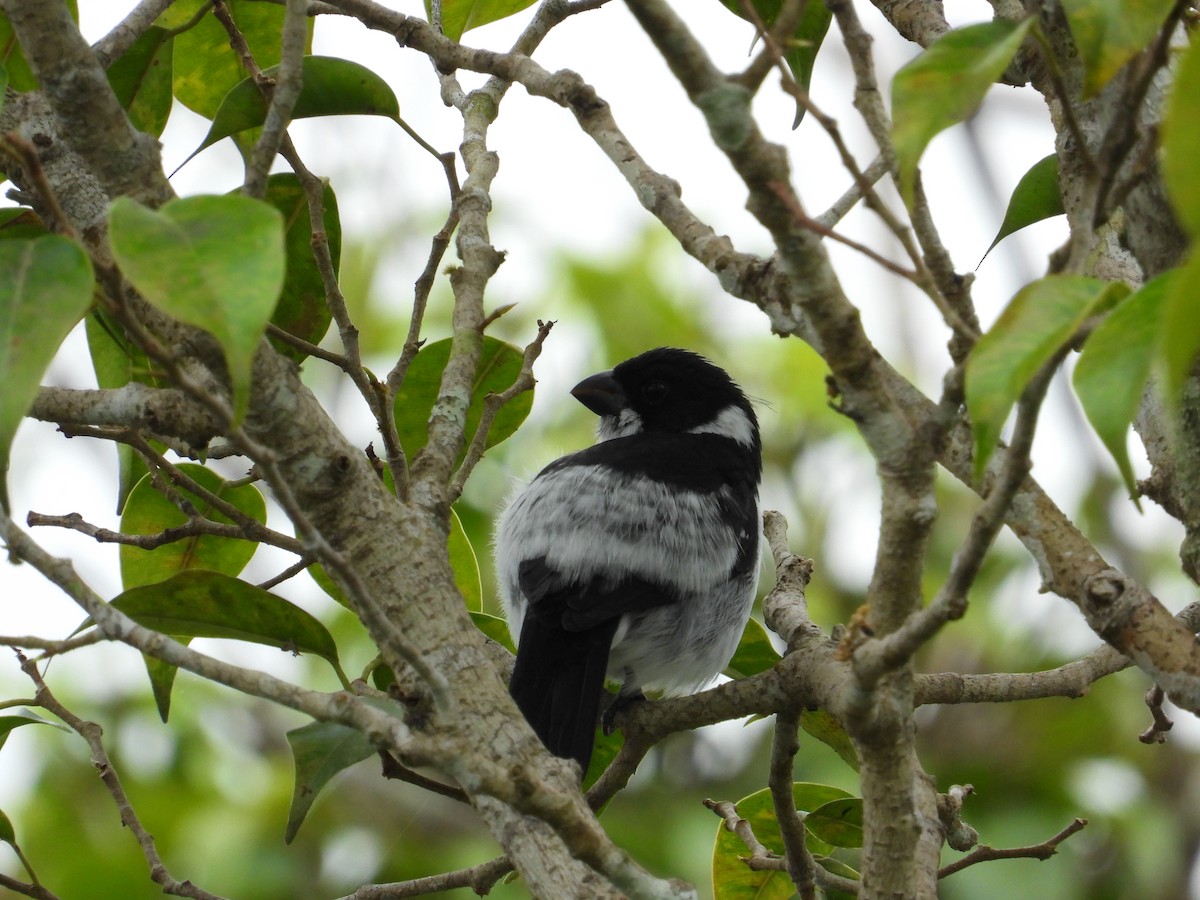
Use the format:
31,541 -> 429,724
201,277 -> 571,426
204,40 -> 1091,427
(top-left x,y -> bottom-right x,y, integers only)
494,347 -> 763,772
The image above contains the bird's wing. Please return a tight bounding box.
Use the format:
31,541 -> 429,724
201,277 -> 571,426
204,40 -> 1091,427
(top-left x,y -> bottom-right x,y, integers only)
508,565 -> 675,769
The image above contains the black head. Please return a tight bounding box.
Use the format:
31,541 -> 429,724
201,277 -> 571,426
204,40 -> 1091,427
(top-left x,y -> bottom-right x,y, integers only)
571,348 -> 759,448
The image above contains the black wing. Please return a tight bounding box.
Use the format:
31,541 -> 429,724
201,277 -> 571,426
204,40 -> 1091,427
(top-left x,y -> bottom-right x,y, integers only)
508,557 -> 677,770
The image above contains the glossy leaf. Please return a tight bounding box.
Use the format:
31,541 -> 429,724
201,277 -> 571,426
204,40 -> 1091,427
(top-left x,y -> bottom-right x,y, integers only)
145,642 -> 190,722
1074,272 -> 1174,501
892,19 -> 1033,205
0,710 -> 69,753
110,570 -> 344,675
450,508 -> 483,611
105,25 -> 173,136
257,173 -> 339,361
109,194 -> 286,421
806,797 -> 865,848
470,611 -> 515,653
189,57 -> 400,165
1163,36 -> 1200,236
800,708 -> 859,772
119,463 -> 266,589
0,236 -> 94,508
713,783 -> 859,900
965,275 -> 1128,479
719,0 -> 832,128
431,0 -> 538,41
172,0 -> 312,119
724,618 -> 781,679
284,720 -> 375,842
983,153 -> 1064,260
394,336 -> 533,464
1062,0 -> 1176,96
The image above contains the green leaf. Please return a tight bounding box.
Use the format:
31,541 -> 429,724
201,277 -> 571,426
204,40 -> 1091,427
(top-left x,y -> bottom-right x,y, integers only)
0,710 -> 69,753
110,570 -> 344,673
430,0 -> 538,41
450,508 -> 482,611
119,462 -> 266,589
145,643 -> 190,722
806,797 -> 864,848
1074,271 -> 1175,501
965,275 -> 1128,479
260,173 -> 339,361
106,25 -> 173,136
891,19 -> 1033,205
187,57 -> 400,166
172,0 -> 312,119
723,618 -> 781,679
800,708 -> 859,772
1163,36 -> 1200,236
85,309 -> 167,514
284,720 -> 376,842
394,336 -> 533,464
470,611 -> 514,653
983,154 -> 1064,260
0,236 -> 94,509
0,20 -> 33,92
1160,252 -> 1200,410
713,784 -> 858,900
0,64 -> 8,116
0,208 -> 47,240
718,0 -> 832,128
1062,0 -> 1176,97
108,194 -> 286,421
583,727 -> 622,790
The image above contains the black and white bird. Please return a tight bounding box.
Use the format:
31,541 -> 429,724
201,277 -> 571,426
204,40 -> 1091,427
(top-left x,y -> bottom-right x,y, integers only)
494,348 -> 762,771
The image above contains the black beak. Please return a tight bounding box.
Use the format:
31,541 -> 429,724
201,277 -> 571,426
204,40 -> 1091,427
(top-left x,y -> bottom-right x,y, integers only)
571,371 -> 625,417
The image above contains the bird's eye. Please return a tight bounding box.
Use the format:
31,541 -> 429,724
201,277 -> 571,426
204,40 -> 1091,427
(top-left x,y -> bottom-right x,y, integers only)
643,380 -> 668,404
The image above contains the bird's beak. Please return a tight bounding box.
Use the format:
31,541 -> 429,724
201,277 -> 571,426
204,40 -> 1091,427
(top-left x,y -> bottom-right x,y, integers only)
571,370 -> 625,417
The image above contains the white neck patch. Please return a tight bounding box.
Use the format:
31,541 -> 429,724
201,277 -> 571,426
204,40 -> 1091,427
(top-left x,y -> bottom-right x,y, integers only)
687,404 -> 757,448
597,408 -> 643,442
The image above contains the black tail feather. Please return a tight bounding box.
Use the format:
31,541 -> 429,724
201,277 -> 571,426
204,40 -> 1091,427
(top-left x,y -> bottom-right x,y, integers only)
508,614 -> 618,772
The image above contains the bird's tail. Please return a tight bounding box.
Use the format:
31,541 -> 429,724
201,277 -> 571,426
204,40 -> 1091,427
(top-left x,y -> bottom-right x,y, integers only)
508,615 -> 618,773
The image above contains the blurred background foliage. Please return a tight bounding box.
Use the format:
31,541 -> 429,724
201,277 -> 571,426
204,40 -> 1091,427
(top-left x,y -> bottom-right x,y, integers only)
5,210 -> 1199,899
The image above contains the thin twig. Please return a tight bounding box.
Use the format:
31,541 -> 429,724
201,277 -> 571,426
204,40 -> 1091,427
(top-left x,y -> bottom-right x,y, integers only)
769,708 -> 817,900
378,750 -> 468,803
20,655 -> 225,899
257,556 -> 314,591
0,632 -> 106,656
27,510 -> 304,556
244,0 -> 309,197
0,132 -> 77,237
91,0 -> 176,67
1139,684 -> 1173,744
447,319 -> 554,502
341,856 -> 513,899
938,818 -> 1088,879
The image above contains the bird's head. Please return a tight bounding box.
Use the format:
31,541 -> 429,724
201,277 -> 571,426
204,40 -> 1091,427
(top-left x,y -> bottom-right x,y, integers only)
571,348 -> 759,452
